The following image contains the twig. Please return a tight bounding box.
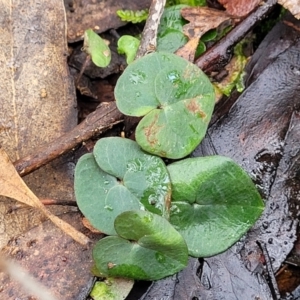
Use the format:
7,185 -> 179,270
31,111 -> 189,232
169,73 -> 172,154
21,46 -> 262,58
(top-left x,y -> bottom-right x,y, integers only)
76,55 -> 91,87
40,198 -> 78,206
135,0 -> 166,59
14,101 -> 123,177
195,0 -> 277,73
257,240 -> 281,300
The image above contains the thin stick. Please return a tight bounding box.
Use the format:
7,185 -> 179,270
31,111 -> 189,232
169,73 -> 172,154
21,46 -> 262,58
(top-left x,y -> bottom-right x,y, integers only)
40,198 -> 78,206
76,55 -> 91,87
135,0 -> 166,59
257,240 -> 281,300
14,101 -> 123,177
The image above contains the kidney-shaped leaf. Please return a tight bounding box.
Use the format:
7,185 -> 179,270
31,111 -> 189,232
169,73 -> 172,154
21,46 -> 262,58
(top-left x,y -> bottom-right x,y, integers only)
93,210 -> 188,280
74,138 -> 171,235
167,156 -> 264,257
94,137 -> 171,217
115,52 -> 215,159
74,154 -> 141,235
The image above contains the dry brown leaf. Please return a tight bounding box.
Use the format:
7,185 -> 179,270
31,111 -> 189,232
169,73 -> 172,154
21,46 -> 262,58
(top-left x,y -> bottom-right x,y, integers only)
0,0 -> 77,161
65,0 -> 152,42
176,7 -> 232,61
0,148 -> 90,246
218,0 -> 261,17
278,0 -> 300,19
0,0 -> 79,249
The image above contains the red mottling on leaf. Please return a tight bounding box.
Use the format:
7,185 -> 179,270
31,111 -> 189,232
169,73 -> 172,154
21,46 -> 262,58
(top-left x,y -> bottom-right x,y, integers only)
143,114 -> 162,147
185,99 -> 206,119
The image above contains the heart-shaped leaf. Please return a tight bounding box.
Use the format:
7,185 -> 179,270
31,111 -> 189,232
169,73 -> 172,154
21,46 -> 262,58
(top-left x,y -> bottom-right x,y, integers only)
74,154 -> 141,235
94,137 -> 171,217
167,156 -> 264,257
93,210 -> 188,280
115,52 -> 215,159
74,138 -> 171,235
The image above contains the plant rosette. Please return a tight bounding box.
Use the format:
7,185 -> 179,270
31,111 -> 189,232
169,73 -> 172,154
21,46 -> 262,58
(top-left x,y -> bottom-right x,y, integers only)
74,137 -> 171,235
167,156 -> 265,257
115,52 -> 215,159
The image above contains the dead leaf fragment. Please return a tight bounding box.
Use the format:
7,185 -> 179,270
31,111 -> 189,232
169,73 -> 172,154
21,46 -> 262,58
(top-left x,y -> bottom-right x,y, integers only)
65,0 -> 152,42
0,148 -> 90,246
176,7 -> 232,61
0,0 -> 78,250
218,0 -> 261,17
278,0 -> 300,19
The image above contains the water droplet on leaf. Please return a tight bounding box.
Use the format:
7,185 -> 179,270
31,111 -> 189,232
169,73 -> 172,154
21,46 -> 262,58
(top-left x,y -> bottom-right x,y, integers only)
167,71 -> 180,84
129,70 -> 146,84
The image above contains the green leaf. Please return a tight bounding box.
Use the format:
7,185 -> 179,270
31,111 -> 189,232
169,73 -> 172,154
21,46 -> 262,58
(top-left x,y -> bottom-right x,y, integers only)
90,278 -> 134,300
157,29 -> 188,53
74,154 -> 141,235
176,0 -> 206,6
158,5 -> 188,36
195,40 -> 206,57
74,138 -> 171,235
167,156 -> 264,257
201,29 -> 217,42
94,137 -> 171,217
83,29 -> 111,68
93,210 -> 188,280
117,35 -> 140,64
115,52 -> 215,159
157,5 -> 189,53
116,9 -> 148,24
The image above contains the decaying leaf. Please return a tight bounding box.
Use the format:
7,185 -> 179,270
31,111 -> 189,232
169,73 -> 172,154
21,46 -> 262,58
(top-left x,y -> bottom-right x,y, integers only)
218,0 -> 261,17
0,0 -> 79,249
65,0 -> 152,42
90,278 -> 134,300
0,0 -> 77,161
278,0 -> 300,19
0,148 -> 90,246
176,7 -> 232,61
